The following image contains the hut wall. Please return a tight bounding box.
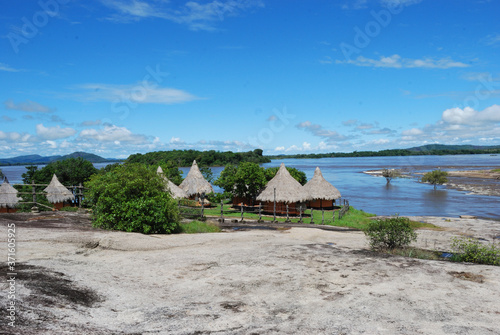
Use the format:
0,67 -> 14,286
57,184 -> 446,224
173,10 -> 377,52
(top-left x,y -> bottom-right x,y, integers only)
0,207 -> 17,213
261,201 -> 301,215
307,199 -> 334,209
232,196 -> 254,207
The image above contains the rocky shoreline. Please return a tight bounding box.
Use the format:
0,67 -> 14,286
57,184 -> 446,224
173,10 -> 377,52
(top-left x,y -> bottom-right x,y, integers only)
1,212 -> 499,334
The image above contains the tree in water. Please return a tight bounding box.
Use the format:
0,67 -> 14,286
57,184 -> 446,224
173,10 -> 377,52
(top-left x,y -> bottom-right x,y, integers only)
421,169 -> 448,190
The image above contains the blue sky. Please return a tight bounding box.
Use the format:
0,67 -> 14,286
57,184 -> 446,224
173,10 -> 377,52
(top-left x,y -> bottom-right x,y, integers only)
1,0 -> 500,158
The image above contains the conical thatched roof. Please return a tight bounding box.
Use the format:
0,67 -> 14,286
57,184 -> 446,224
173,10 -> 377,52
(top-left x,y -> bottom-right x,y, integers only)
303,167 -> 341,200
257,163 -> 310,203
0,177 -> 22,208
179,160 -> 213,197
43,174 -> 75,203
157,166 -> 188,199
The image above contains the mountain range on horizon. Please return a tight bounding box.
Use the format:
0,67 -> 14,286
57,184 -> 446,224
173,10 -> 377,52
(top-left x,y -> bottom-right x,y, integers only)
1,144 -> 500,166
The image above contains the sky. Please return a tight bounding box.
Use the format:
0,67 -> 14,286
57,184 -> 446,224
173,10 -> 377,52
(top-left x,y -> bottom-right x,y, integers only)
1,0 -> 500,159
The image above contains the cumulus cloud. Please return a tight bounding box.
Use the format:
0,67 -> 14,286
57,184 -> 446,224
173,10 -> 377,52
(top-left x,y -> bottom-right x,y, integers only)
442,105 -> 500,125
79,124 -> 147,143
296,121 -> 348,142
5,99 -> 54,113
336,54 -> 469,69
36,124 -> 77,140
77,83 -> 199,105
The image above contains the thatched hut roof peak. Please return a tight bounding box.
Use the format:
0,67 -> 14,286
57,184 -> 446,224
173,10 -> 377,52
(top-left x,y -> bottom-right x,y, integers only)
156,166 -> 188,199
0,177 -> 22,208
179,160 -> 213,197
256,163 -> 310,203
43,174 -> 75,203
303,167 -> 341,200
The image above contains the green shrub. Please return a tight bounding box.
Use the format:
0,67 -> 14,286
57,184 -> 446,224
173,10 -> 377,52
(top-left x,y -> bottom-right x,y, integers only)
364,217 -> 417,250
86,163 -> 180,234
450,237 -> 500,266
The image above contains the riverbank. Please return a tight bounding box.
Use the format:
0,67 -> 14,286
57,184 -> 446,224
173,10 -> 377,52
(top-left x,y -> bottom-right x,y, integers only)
1,212 -> 499,334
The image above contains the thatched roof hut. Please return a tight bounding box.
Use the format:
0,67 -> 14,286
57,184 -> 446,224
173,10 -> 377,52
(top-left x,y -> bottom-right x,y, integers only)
156,166 -> 188,199
0,177 -> 22,209
303,167 -> 341,200
257,163 -> 310,203
179,160 -> 213,198
44,174 -> 75,204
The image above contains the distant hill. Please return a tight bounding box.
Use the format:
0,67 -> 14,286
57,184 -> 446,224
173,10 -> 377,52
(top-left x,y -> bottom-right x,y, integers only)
0,151 -> 120,166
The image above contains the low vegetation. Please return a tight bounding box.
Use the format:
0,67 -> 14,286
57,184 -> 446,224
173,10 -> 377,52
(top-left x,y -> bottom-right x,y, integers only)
450,237 -> 500,266
178,221 -> 221,234
381,168 -> 401,184
364,217 -> 417,250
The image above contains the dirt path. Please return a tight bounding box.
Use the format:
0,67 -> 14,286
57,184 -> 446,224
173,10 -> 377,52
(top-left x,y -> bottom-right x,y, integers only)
1,212 -> 499,334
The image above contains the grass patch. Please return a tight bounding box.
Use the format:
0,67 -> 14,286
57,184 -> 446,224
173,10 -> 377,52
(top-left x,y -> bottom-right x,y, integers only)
203,204 -> 376,229
492,168 -> 500,173
178,220 -> 221,234
387,247 -> 441,260
60,206 -> 79,212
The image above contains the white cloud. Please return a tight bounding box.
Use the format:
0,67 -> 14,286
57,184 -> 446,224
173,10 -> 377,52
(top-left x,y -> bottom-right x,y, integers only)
101,0 -> 264,31
5,99 -> 54,113
36,124 -> 77,140
274,146 -> 285,151
79,120 -> 102,127
442,105 -> 500,125
482,33 -> 500,46
296,121 -> 348,142
170,136 -> 185,144
0,63 -> 23,72
78,83 -> 199,104
79,124 -> 147,143
336,54 -> 469,69
401,128 -> 424,136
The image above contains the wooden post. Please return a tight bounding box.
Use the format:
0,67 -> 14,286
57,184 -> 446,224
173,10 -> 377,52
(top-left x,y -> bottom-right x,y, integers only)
259,202 -> 262,222
220,200 -> 224,223
200,192 -> 205,219
240,204 -> 244,222
78,183 -> 82,209
273,187 -> 276,222
310,208 -> 314,224
286,204 -> 289,222
31,180 -> 39,213
332,206 -> 335,222
321,208 -> 324,225
299,205 -> 303,223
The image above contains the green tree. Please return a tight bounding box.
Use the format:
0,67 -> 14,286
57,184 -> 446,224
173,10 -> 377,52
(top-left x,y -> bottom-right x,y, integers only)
214,164 -> 237,193
381,168 -> 401,185
421,169 -> 448,190
86,163 -> 180,234
265,166 -> 307,185
234,162 -> 267,202
22,165 -> 39,184
25,158 -> 98,186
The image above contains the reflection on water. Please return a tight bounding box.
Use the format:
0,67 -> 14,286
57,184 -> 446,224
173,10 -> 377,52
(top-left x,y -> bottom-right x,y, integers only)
2,155 -> 499,219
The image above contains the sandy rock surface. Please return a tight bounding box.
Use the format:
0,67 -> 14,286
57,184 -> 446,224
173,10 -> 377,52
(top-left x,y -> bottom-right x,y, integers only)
1,212 -> 500,334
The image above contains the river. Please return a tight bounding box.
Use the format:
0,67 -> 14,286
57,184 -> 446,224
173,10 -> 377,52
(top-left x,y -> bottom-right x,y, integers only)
2,155 -> 499,219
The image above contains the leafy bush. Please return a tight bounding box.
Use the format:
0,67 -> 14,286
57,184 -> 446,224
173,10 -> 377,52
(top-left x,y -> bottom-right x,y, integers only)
450,237 -> 500,266
86,163 -> 180,234
421,169 -> 448,189
364,217 -> 417,250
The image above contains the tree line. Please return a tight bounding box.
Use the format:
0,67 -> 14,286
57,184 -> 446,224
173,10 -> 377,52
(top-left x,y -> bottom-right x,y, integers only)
127,149 -> 270,167
267,147 -> 500,160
